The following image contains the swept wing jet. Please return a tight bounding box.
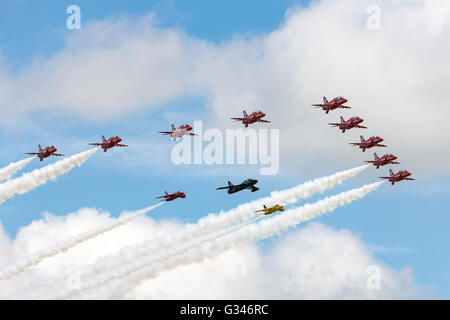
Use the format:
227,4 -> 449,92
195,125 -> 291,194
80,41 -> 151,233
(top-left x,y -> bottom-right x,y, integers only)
25,145 -> 64,161
329,116 -> 367,133
255,204 -> 285,215
350,135 -> 387,152
216,179 -> 259,194
379,169 -> 415,185
89,136 -> 128,152
365,153 -> 399,169
312,96 -> 351,114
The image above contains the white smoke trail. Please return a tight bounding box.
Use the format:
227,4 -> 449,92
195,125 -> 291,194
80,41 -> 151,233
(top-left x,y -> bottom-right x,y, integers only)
0,202 -> 164,281
57,165 -> 368,289
0,148 -> 98,205
57,181 -> 383,299
0,157 -> 34,182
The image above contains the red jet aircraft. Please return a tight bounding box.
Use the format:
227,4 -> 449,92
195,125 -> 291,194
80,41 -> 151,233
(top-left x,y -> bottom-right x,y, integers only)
25,145 -> 64,161
365,153 -> 400,169
89,136 -> 128,152
231,110 -> 270,128
350,135 -> 387,152
159,124 -> 197,141
156,191 -> 186,201
312,96 -> 351,114
329,116 -> 367,133
379,169 -> 415,185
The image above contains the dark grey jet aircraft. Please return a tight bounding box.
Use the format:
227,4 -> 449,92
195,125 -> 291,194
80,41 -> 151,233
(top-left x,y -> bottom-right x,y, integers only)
216,179 -> 259,194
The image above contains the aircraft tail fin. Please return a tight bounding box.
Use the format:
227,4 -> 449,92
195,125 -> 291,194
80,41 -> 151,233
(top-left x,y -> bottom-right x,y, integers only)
38,144 -> 42,152
340,116 -> 345,123
102,135 -> 106,143
374,153 -> 379,160
243,110 -> 248,118
228,181 -> 233,187
171,124 -> 176,131
323,96 -> 328,104
389,169 -> 394,177
164,191 -> 169,196
263,205 -> 267,209
360,135 -> 365,143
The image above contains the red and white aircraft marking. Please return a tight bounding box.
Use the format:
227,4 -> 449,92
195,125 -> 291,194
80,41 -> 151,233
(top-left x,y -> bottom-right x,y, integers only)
89,136 -> 128,152
231,110 -> 270,128
350,135 -> 387,152
329,116 -> 367,133
379,169 -> 415,185
159,124 -> 197,141
156,191 -> 186,201
365,153 -> 399,169
25,145 -> 64,161
312,96 -> 351,114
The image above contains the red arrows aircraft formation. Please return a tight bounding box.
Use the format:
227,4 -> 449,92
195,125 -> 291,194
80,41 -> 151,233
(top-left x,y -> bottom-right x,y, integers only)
313,96 -> 414,185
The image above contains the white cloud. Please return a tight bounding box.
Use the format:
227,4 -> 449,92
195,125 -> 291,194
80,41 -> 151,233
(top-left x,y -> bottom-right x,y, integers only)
0,208 -> 424,299
127,223 -> 422,299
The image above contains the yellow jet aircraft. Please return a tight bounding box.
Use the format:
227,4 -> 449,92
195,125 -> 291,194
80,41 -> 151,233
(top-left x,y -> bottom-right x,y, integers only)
255,204 -> 285,215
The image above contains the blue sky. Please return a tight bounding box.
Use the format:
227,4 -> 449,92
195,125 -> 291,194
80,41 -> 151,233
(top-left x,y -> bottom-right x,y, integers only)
0,0 -> 448,298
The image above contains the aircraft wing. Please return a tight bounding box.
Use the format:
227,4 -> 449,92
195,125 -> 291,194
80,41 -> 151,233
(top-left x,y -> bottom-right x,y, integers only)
312,104 -> 326,107
89,143 -> 104,146
405,178 -> 415,180
355,125 -> 367,129
255,209 -> 265,213
159,131 -> 172,135
391,161 -> 400,164
258,119 -> 271,123
364,160 -> 376,163
53,153 -> 64,156
230,117 -> 245,121
187,133 -> 198,136
339,106 -> 351,109
328,123 -> 340,127
25,152 -> 40,155
116,144 -> 129,147
349,143 -> 362,146
376,144 -> 387,147
216,186 -> 231,190
379,176 -> 390,179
